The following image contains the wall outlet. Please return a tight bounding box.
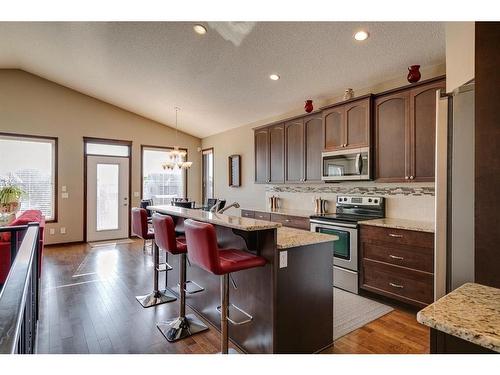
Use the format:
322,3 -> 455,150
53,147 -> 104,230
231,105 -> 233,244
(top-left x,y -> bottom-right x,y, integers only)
279,251 -> 288,268
49,228 -> 55,235
134,192 -> 140,198
62,192 -> 69,199
62,185 -> 67,192
60,227 -> 66,234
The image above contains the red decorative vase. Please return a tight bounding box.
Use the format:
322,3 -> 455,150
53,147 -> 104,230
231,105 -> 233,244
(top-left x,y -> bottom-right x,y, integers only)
304,100 -> 313,113
407,65 -> 421,83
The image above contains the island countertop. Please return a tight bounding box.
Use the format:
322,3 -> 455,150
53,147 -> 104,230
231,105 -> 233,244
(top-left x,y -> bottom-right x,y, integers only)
277,227 -> 337,249
148,205 -> 281,231
417,282 -> 500,353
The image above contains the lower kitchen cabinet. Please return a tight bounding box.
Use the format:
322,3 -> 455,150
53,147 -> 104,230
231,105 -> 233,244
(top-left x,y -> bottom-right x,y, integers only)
359,224 -> 434,308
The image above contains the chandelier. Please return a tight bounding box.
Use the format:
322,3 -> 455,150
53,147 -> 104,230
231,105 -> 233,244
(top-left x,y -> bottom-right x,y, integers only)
162,107 -> 193,170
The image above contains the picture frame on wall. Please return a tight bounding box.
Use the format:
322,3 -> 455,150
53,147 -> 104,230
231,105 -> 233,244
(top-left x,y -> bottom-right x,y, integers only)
228,154 -> 241,187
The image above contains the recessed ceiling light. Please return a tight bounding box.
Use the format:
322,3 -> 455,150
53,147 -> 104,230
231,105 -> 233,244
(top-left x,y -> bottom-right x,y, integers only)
193,24 -> 207,35
354,30 -> 369,41
269,74 -> 280,81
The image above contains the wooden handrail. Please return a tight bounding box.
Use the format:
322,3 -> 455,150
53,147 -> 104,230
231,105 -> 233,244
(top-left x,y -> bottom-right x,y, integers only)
0,223 -> 39,354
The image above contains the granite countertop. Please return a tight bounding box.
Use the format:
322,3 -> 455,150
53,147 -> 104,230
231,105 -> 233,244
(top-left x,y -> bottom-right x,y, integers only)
276,227 -> 338,249
242,207 -> 318,218
149,205 -> 281,232
417,283 -> 500,352
359,217 -> 435,233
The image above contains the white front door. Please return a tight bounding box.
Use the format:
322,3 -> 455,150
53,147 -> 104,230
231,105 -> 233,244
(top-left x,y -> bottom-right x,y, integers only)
86,155 -> 129,242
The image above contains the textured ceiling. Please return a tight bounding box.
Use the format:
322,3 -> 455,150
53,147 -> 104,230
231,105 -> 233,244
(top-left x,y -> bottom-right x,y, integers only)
0,22 -> 445,138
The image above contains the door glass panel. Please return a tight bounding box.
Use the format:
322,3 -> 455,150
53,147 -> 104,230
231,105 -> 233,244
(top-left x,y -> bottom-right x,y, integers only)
317,227 -> 350,259
96,163 -> 119,231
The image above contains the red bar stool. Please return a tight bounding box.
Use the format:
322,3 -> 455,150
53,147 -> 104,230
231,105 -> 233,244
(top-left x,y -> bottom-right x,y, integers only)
133,208 -> 177,308
183,219 -> 267,354
153,214 -> 209,342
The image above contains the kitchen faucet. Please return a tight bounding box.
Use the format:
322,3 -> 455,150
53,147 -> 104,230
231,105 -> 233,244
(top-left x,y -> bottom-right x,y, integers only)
216,202 -> 240,214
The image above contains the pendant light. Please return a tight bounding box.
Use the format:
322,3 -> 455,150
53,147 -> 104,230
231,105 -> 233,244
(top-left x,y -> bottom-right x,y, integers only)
162,107 -> 192,170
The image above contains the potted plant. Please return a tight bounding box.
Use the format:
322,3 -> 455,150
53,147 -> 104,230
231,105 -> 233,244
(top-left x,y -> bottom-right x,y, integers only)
0,184 -> 25,214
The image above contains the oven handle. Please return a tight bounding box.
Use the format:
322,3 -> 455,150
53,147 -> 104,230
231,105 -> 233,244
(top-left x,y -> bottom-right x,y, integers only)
310,220 -> 358,229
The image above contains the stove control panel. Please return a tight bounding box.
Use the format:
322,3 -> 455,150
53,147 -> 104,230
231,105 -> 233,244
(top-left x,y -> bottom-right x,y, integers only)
336,196 -> 384,207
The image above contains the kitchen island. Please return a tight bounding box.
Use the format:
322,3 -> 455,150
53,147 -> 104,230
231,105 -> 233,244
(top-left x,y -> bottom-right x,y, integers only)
148,205 -> 337,353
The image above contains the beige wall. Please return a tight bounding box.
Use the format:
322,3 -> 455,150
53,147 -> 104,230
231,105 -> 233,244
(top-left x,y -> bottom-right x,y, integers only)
0,69 -> 201,244
446,22 -> 475,93
202,64 -> 445,220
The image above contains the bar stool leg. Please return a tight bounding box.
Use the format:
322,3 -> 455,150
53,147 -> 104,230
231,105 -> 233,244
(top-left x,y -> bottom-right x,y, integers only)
157,253 -> 208,342
221,274 -> 229,354
136,241 -> 176,308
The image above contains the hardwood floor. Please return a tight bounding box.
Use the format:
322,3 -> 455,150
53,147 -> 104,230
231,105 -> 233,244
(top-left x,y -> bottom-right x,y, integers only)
36,239 -> 429,354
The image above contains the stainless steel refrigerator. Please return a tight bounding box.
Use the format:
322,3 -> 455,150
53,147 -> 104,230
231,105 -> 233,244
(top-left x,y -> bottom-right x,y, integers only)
434,82 -> 475,299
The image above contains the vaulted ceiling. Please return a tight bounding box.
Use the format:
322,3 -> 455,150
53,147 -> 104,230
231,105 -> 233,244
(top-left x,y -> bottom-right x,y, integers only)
0,22 -> 445,138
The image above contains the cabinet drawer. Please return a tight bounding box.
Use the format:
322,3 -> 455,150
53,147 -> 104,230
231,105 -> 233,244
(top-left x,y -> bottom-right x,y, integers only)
361,259 -> 433,307
361,241 -> 433,273
360,224 -> 434,248
241,209 -> 255,219
254,211 -> 271,221
270,213 -> 309,230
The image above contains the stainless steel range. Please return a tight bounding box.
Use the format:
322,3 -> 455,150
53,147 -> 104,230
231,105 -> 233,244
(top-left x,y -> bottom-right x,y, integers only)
310,195 -> 385,294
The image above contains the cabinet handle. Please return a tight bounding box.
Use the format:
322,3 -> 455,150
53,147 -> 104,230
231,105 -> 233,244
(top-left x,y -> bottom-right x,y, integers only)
388,233 -> 403,238
405,176 -> 409,180
389,282 -> 404,289
389,254 -> 404,260
410,176 -> 415,180
285,219 -> 291,222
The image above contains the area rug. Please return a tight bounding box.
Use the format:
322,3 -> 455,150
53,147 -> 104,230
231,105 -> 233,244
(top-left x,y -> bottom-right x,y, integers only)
334,288 -> 394,340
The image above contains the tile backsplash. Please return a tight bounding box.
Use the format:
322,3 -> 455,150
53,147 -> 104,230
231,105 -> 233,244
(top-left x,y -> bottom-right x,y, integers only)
264,182 -> 435,222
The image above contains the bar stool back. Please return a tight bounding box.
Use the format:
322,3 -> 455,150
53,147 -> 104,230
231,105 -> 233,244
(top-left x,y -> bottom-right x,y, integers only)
184,219 -> 266,353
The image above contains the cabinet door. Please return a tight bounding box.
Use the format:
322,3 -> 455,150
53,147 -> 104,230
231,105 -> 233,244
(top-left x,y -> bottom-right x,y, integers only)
304,114 -> 323,182
254,128 -> 269,183
323,105 -> 345,150
345,97 -> 371,149
269,124 -> 285,183
285,119 -> 305,183
409,80 -> 445,182
375,92 -> 410,182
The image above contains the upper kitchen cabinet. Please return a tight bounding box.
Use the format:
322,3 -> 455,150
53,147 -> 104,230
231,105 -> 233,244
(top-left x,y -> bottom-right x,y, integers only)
254,127 -> 269,183
323,105 -> 344,151
269,123 -> 285,183
375,78 -> 445,182
285,119 -> 305,183
409,80 -> 446,182
322,95 -> 372,151
374,91 -> 409,182
304,114 -> 323,182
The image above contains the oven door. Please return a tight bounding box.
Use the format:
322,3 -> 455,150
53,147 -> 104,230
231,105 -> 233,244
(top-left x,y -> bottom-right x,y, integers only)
321,147 -> 370,181
310,221 -> 358,272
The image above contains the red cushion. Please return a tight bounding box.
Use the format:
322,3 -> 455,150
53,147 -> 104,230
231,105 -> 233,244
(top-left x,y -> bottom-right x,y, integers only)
218,248 -> 267,274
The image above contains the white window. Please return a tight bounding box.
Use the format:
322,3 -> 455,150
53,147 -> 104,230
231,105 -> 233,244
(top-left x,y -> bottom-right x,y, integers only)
142,146 -> 187,204
0,134 -> 57,221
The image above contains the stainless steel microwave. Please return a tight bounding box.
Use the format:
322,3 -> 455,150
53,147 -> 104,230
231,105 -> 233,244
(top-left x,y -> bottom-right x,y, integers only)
321,147 -> 371,181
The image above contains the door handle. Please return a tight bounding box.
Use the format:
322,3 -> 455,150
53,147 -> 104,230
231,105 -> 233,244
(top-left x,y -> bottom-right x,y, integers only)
389,282 -> 404,289
355,153 -> 363,175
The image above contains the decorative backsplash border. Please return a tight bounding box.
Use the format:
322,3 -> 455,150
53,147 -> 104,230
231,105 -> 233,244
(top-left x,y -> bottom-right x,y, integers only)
266,184 -> 435,196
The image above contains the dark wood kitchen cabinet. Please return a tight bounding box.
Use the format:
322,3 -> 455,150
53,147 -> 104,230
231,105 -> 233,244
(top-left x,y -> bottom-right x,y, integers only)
285,119 -> 304,183
375,78 -> 445,182
323,95 -> 371,151
283,113 -> 323,183
269,124 -> 285,183
359,224 -> 435,308
254,128 -> 269,183
304,114 -> 323,182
